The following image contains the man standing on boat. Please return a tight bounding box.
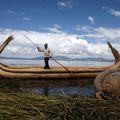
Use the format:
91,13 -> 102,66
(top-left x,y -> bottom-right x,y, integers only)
37,43 -> 52,69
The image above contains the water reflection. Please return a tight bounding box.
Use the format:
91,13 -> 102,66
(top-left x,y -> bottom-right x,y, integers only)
20,86 -> 95,97
20,78 -> 95,97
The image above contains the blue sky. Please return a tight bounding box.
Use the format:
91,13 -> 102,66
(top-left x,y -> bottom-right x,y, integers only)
0,0 -> 120,58
0,0 -> 120,31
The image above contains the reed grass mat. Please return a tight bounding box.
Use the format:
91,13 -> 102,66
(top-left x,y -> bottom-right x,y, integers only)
0,89 -> 120,120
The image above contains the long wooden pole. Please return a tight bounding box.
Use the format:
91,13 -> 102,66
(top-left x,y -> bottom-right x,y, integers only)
24,35 -> 80,79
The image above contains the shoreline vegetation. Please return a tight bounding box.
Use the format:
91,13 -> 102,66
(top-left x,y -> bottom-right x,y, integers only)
0,89 -> 120,120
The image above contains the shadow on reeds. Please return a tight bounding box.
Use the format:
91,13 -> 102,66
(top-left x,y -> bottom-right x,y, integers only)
0,79 -> 20,89
0,77 -> 94,88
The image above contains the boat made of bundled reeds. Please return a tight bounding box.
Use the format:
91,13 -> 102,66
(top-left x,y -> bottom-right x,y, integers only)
0,36 -> 120,79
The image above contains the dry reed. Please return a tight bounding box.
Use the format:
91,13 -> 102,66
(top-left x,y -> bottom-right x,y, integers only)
0,89 -> 120,120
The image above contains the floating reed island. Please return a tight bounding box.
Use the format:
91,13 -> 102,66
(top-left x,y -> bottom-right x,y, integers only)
0,90 -> 120,119
0,36 -> 120,79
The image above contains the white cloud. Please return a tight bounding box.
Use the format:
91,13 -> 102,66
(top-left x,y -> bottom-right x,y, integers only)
102,6 -> 109,10
22,17 -> 32,21
88,16 -> 95,24
102,7 -> 120,17
108,9 -> 120,17
43,27 -> 62,33
58,0 -> 73,9
75,25 -> 81,31
53,24 -> 62,29
0,27 -> 120,59
43,24 -> 62,33
58,2 -> 66,7
84,27 -> 120,41
8,10 -> 16,14
75,25 -> 92,33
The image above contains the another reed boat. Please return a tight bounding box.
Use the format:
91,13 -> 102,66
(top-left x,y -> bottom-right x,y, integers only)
0,36 -> 120,79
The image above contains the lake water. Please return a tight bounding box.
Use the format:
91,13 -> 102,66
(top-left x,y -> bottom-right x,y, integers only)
0,58 -> 114,67
0,58 -> 114,97
20,86 -> 95,97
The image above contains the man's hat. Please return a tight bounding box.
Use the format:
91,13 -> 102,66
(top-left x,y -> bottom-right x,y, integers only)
44,43 -> 48,46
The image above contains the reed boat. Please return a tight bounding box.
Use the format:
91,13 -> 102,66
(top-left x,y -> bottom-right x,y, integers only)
0,36 -> 120,79
0,36 -> 13,54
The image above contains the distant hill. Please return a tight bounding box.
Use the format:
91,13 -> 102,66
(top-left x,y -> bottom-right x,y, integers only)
0,56 -> 70,60
0,55 -> 114,62
33,56 -> 71,61
0,56 -> 35,60
72,57 -> 114,62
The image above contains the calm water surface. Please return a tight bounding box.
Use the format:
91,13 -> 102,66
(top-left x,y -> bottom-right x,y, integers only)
20,86 -> 95,97
0,59 -> 113,67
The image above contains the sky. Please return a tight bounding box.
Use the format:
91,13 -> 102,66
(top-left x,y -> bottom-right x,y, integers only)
0,0 -> 120,58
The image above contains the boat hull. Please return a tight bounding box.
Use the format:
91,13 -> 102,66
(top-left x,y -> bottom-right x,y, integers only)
0,63 -> 111,79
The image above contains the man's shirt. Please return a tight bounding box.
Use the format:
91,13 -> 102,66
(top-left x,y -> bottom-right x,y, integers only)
38,48 -> 52,58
